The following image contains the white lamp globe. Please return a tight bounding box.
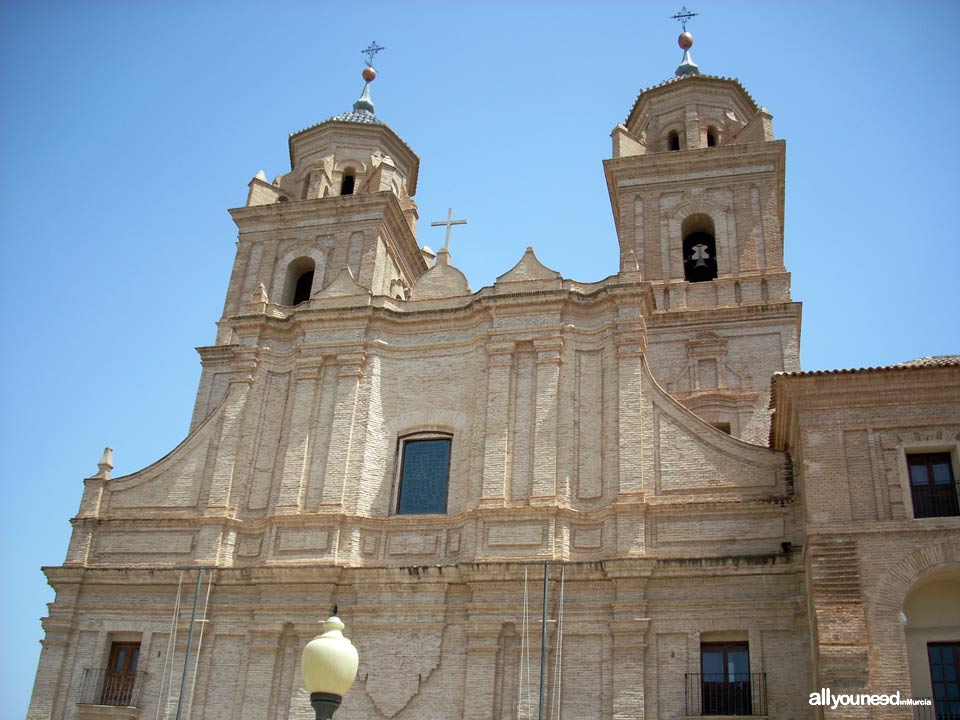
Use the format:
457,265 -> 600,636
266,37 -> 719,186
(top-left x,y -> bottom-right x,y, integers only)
302,616 -> 360,698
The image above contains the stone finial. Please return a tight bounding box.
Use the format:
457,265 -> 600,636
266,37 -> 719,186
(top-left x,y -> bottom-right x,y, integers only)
621,249 -> 641,275
255,170 -> 267,181
95,447 -> 114,480
247,283 -> 269,313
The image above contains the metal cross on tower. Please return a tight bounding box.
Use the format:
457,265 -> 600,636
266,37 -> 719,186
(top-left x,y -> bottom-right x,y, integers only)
431,208 -> 468,251
362,41 -> 385,66
670,5 -> 698,31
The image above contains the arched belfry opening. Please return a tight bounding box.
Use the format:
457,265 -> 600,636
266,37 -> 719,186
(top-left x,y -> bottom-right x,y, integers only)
283,257 -> 316,306
340,171 -> 355,196
707,126 -> 718,147
668,130 -> 681,151
682,213 -> 718,283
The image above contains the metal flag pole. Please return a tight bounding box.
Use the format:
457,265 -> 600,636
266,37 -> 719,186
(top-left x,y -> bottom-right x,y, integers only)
538,561 -> 549,720
176,567 -> 203,720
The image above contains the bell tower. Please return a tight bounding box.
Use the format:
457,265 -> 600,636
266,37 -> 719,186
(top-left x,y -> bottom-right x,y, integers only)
605,18 -> 801,443
191,44 -> 429,429
218,43 -> 425,325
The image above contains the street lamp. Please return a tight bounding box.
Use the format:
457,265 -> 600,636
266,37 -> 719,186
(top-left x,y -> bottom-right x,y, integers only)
301,615 -> 360,720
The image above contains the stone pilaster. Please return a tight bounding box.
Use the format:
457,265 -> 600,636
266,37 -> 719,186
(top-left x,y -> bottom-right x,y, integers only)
733,183 -> 759,272
26,617 -> 74,720
615,318 -> 646,499
531,338 -> 562,505
275,361 -> 323,511
609,618 -> 650,720
206,375 -> 254,511
239,625 -> 281,720
320,352 -> 365,508
480,342 -> 514,506
463,622 -> 503,720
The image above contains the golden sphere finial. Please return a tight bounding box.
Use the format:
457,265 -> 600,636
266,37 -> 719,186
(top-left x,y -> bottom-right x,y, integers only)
679,31 -> 694,50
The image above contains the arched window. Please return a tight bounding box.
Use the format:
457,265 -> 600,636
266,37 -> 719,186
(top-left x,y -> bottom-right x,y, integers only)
340,171 -> 355,196
395,432 -> 451,514
707,126 -> 718,147
282,257 -> 316,306
292,270 -> 314,305
668,130 -> 681,152
682,213 -> 718,283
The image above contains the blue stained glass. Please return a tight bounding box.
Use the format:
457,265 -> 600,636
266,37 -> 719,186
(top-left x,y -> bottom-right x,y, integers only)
397,438 -> 451,514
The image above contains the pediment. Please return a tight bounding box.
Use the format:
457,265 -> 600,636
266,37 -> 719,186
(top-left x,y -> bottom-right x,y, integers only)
495,247 -> 561,285
315,266 -> 370,299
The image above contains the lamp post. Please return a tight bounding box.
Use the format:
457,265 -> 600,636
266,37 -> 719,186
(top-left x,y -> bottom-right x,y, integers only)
301,615 -> 360,720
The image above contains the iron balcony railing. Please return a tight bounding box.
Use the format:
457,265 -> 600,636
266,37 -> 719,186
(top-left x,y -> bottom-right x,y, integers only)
78,667 -> 146,707
914,698 -> 960,720
911,484 -> 960,518
685,673 -> 767,716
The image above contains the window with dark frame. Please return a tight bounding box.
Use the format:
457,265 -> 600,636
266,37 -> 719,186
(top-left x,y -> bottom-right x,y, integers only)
102,641 -> 140,706
701,642 -> 752,716
908,453 -> 959,518
396,435 -> 451,515
928,642 -> 960,720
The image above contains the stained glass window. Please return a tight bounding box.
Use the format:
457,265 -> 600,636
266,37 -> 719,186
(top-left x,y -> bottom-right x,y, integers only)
396,436 -> 451,514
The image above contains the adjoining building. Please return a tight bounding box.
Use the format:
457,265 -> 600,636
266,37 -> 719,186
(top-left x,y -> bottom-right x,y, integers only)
28,27 -> 959,720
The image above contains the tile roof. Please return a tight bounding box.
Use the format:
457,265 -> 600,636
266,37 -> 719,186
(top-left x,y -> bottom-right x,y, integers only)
625,73 -> 760,127
774,355 -> 960,379
328,110 -> 384,125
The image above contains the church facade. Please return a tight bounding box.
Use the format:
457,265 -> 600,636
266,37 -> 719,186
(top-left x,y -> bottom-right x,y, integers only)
28,35 -> 960,720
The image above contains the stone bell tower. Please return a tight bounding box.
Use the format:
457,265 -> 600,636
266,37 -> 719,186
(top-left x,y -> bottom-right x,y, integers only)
190,47 -> 430,430
605,24 -> 801,443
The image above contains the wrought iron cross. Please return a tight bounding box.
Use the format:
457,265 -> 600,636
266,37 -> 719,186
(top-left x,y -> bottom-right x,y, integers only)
431,208 -> 468,251
362,41 -> 385,66
670,6 -> 698,31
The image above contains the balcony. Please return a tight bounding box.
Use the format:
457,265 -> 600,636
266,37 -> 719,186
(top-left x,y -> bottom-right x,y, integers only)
685,673 -> 767,717
77,668 -> 145,719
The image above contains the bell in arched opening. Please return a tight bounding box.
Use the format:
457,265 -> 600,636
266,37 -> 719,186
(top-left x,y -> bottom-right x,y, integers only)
682,214 -> 718,283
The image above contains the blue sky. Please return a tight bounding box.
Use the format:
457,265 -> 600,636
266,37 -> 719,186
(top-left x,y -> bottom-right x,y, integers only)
1,1 -> 958,715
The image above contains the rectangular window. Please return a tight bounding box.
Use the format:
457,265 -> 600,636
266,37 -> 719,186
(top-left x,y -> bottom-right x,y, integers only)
396,435 -> 451,514
701,642 -> 752,716
101,641 -> 140,706
928,642 -> 960,720
909,453 -> 959,518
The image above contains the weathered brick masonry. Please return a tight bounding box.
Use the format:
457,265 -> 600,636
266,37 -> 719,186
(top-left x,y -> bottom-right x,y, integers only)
29,42 -> 959,720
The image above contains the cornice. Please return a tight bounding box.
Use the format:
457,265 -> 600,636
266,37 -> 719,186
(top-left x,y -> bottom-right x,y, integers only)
226,275 -> 656,337
604,139 -> 784,180
647,300 -> 801,329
